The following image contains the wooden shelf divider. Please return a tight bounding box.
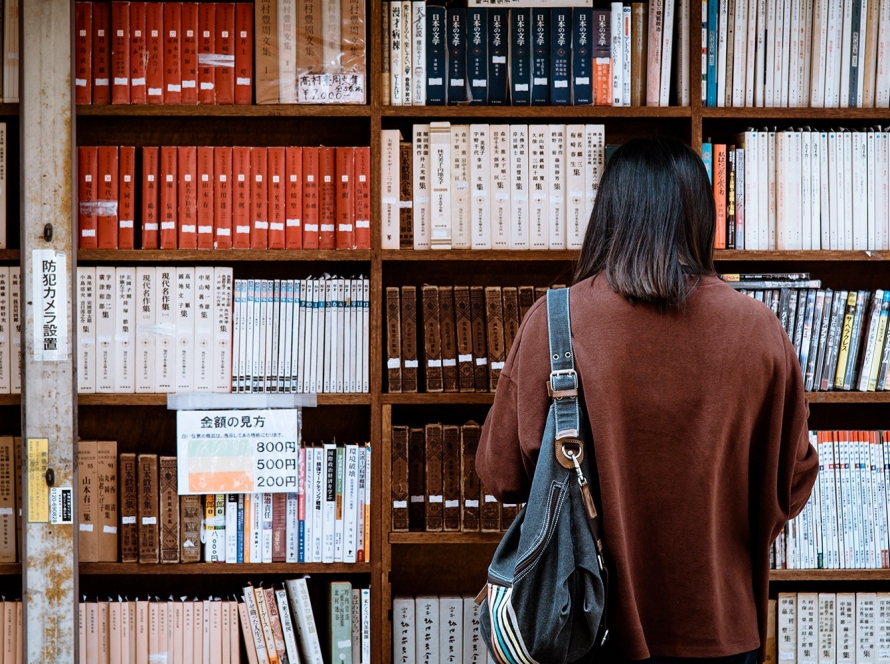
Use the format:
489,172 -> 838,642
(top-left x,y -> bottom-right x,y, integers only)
76,104 -> 371,118
78,249 -> 371,263
79,562 -> 371,575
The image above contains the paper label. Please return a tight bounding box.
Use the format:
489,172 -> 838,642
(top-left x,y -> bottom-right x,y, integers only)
32,250 -> 69,361
297,72 -> 365,103
49,487 -> 73,525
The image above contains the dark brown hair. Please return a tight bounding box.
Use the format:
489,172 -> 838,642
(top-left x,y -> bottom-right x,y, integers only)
573,137 -> 717,310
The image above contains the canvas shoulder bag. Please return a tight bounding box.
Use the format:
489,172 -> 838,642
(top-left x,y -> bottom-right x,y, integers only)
479,286 -> 610,664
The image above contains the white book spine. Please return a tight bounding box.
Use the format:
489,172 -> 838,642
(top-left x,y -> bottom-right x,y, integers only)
412,125 -> 431,251
732,0 -> 748,105
392,598 -> 416,664
877,593 -> 890,663
343,444 -> 359,563
611,3 -> 624,106
826,0 -> 843,107
799,132 -> 811,250
278,0 -> 297,103
113,267 -> 135,393
844,132 -> 857,249
841,0 -> 855,106
438,597 -> 463,664
757,130 -> 769,248
780,0 -> 793,105
225,494 -> 238,563
211,268 -> 233,394
743,0 -> 757,105
623,6 -> 633,104
470,124 -> 492,249
95,266 -> 116,393
869,131 -> 878,249
788,0 -> 802,106
743,132 -> 759,249
878,0 -> 890,107
810,132 -> 822,250
322,279 -> 334,393
755,0 -> 767,106
509,125 -> 530,250
429,122 -> 453,249
818,133 -> 831,250
285,578 -> 325,664
361,589 -> 371,664
0,268 -> 8,393
547,124 -> 566,249
450,125 -> 472,249
812,0 -> 830,105
362,278 -> 370,393
412,1 -> 426,105
401,0 -> 413,106
275,588 -> 301,664
857,0 -> 869,107
529,125 -> 549,249
818,594 -> 838,661
77,267 -> 97,394
175,268 -> 196,392
7,269 -> 18,394
390,2 -> 403,105
566,125 -> 587,250
765,0 -> 778,105
797,593 -> 818,664
322,443 -> 337,563
414,596 -> 439,664
660,0 -> 676,106
381,130 -> 402,249
490,125 -> 511,250
584,124 -> 605,227
778,593 -> 798,662
717,0 -> 729,106
882,132 -> 890,249
775,131 -> 788,248
193,267 -> 214,392
859,593 -> 878,662
854,132 -> 870,247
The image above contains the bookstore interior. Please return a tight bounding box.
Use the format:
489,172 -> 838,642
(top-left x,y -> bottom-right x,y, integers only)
3,0 -> 890,661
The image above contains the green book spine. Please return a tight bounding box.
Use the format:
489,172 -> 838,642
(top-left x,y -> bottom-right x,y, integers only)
329,581 -> 353,663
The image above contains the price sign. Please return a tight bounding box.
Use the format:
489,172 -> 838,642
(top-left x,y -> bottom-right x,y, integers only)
297,73 -> 365,104
176,409 -> 301,494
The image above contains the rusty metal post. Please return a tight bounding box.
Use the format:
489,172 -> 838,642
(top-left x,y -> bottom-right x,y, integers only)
20,0 -> 77,662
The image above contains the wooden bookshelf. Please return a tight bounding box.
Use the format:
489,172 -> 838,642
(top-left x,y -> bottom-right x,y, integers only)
769,570 -> 890,582
0,564 -> 20,576
389,533 -> 503,545
0,250 -> 18,261
76,394 -> 371,406
700,107 -> 890,121
381,106 -> 693,119
77,104 -> 371,118
79,562 -> 370,575
78,249 -> 371,262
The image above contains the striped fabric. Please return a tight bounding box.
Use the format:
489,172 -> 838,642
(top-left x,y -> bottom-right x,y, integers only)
486,584 -> 540,664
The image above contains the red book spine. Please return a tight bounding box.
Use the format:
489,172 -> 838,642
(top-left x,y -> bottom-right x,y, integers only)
197,3 -> 216,104
180,3 -> 199,104
178,146 -> 198,249
285,147 -> 303,249
713,144 -> 727,249
318,147 -> 336,250
232,146 -> 251,249
250,147 -> 269,249
335,147 -> 355,249
267,147 -> 286,250
111,2 -> 130,104
141,147 -> 160,249
302,148 -> 320,249
145,3 -> 165,104
215,4 -> 236,104
271,493 -> 287,562
234,4 -> 253,105
92,3 -> 111,104
129,3 -> 147,104
119,146 -> 136,249
97,147 -> 120,250
78,147 -> 99,249
214,147 -> 233,249
159,146 -> 179,249
75,3 -> 92,104
197,147 -> 214,249
164,3 -> 183,104
354,146 -> 371,249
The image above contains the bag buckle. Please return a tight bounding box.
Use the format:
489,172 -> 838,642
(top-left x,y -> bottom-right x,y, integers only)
547,369 -> 578,399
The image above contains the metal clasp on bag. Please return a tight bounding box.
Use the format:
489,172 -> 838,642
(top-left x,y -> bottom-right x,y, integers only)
556,437 -> 584,469
547,368 -> 578,399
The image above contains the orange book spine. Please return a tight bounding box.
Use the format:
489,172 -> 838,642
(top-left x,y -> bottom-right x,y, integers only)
178,146 -> 198,249
97,146 -> 120,250
594,60 -> 612,106
159,146 -> 179,249
285,147 -> 303,249
92,2 -> 112,104
78,147 -> 99,249
129,3 -> 147,104
250,147 -> 269,249
141,147 -> 160,249
164,3 -> 183,104
197,147 -> 215,249
181,3 -> 200,104
75,3 -> 92,104
234,4 -> 253,104
145,3 -> 165,104
335,147 -> 355,249
119,146 -> 136,249
302,148 -> 320,249
267,147 -> 286,250
214,147 -> 234,249
215,3 -> 236,104
197,3 -> 216,104
318,147 -> 336,250
354,146 -> 371,250
111,2 -> 131,104
232,146 -> 252,249
713,144 -> 727,249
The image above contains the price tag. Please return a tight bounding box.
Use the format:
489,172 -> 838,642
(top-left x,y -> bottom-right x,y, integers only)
297,73 -> 365,104
176,409 -> 300,495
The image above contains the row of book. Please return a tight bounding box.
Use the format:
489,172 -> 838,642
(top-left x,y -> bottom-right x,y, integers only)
78,579 -> 370,664
391,422 -> 519,533
385,284 -> 553,394
703,0 -> 890,108
383,2 -> 689,107
380,124 -> 605,251
77,145 -> 372,251
706,129 -> 890,251
75,2 -> 253,106
0,601 -> 21,664
734,280 -> 890,393
392,595 -> 492,664
74,441 -> 371,565
0,266 -> 21,395
232,277 -> 370,394
254,0 -> 367,104
773,592 -> 890,664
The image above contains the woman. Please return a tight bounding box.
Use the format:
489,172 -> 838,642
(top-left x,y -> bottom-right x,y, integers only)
475,137 -> 818,664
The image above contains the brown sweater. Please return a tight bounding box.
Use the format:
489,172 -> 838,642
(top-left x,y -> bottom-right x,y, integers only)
476,273 -> 818,660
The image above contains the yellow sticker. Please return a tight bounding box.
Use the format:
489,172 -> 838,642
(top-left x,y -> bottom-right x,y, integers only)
27,438 -> 49,523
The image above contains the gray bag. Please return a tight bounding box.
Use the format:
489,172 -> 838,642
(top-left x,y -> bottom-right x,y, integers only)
479,287 -> 609,664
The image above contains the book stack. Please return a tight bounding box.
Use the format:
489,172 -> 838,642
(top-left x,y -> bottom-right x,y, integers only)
77,443 -> 371,565
232,277 -> 370,394
703,0 -> 890,108
392,595 -> 488,664
0,600 -> 21,662
0,267 -> 22,395
391,422 -> 521,533
77,145 -> 372,250
381,124 -> 606,251
74,2 -> 253,105
705,129 -> 890,250
386,283 -> 562,394
383,1 -> 690,107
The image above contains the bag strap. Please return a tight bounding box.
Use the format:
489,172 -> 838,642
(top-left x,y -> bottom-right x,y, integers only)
546,288 -> 585,468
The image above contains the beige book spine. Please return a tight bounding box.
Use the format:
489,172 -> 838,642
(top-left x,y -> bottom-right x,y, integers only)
96,440 -> 118,562
78,441 -> 99,562
255,0 -> 280,104
0,437 -> 15,562
238,602 -> 261,664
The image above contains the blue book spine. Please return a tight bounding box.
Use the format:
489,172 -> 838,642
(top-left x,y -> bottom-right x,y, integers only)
702,143 -> 713,184
298,519 -> 306,562
531,8 -> 550,105
236,494 -> 244,563
571,8 -> 593,105
510,9 -> 532,105
448,8 -> 468,104
468,8 -> 488,105
426,6 -> 447,105
706,0 -> 718,106
488,8 -> 508,105
550,8 -> 571,105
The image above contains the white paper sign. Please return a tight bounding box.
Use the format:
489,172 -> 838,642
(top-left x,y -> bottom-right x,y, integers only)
32,250 -> 69,361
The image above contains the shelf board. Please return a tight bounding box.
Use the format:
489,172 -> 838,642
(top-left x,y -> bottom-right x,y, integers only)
716,250 -> 890,261
78,393 -> 371,406
389,532 -> 504,544
77,104 -> 371,118
0,250 -> 19,261
702,107 -> 890,120
769,569 -> 890,581
0,103 -> 18,116
805,392 -> 890,403
381,249 -> 579,262
78,249 -> 371,262
80,562 -> 370,575
0,564 -> 20,575
381,106 -> 692,119
383,393 -> 495,405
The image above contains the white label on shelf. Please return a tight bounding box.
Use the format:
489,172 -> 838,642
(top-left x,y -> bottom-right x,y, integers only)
445,500 -> 459,508
79,523 -> 93,532
122,516 -> 137,525
103,525 -> 118,534
393,500 -> 408,509
120,220 -> 134,228
475,357 -> 488,366
404,360 -> 419,368
161,222 -> 176,230
514,84 -> 529,91
270,223 -> 284,231
142,517 -> 157,525
464,500 -> 479,508
114,77 -> 129,85
429,495 -> 443,503
181,225 -> 197,233
533,77 -> 548,85
132,77 -> 146,86
491,361 -> 505,370
387,358 -> 401,369
356,220 -> 370,228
